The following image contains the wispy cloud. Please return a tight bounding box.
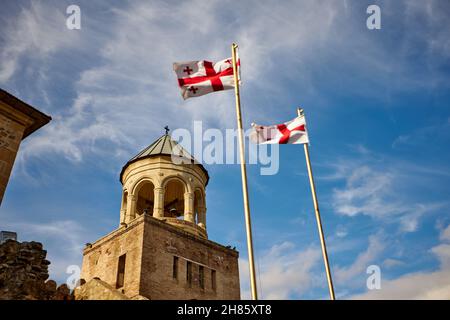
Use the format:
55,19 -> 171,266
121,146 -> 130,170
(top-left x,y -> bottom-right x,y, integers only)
351,224 -> 450,299
439,224 -> 450,242
335,234 -> 384,285
239,242 -> 322,299
0,2 -> 80,83
2,0 -> 449,166
392,118 -> 450,149
382,258 -> 405,269
329,146 -> 448,232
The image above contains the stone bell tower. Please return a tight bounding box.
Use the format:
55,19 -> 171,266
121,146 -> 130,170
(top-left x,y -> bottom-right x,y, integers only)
77,130 -> 240,300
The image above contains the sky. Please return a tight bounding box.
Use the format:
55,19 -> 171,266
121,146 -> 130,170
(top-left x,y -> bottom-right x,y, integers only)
1,0 -> 450,299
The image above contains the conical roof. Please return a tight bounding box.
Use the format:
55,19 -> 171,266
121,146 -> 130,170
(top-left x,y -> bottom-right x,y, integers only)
120,134 -> 209,184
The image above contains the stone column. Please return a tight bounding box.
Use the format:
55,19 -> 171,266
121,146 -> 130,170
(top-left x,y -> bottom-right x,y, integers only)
153,187 -> 164,219
184,192 -> 194,223
197,206 -> 207,229
119,208 -> 126,226
119,192 -> 127,226
126,194 -> 136,223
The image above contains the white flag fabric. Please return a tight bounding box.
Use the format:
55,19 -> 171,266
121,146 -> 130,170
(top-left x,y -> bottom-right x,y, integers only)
173,58 -> 237,99
250,115 -> 309,144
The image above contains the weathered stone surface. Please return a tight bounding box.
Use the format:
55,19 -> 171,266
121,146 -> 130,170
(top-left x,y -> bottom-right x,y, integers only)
0,89 -> 51,205
74,278 -> 132,300
78,215 -> 240,300
0,240 -> 73,300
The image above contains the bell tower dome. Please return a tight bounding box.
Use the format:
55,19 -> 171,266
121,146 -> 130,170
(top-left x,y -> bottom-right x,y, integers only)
119,132 -> 209,238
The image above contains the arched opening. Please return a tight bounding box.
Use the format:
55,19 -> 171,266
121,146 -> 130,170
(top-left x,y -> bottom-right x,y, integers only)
164,179 -> 185,219
194,189 -> 204,225
136,181 -> 155,216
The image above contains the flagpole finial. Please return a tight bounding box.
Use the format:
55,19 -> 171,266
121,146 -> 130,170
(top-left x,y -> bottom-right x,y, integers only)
297,108 -> 304,117
164,126 -> 170,134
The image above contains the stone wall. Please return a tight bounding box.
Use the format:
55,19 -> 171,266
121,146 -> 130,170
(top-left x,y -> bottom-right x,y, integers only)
79,215 -> 240,300
0,110 -> 26,204
0,89 -> 51,205
74,278 -> 131,300
80,218 -> 145,299
0,240 -> 72,300
141,215 -> 240,300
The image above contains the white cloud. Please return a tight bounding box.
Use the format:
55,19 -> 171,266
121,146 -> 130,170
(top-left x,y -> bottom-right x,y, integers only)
330,151 -> 447,232
335,234 -> 384,285
239,242 -> 322,299
392,118 -> 450,149
431,244 -> 450,267
0,2 -> 80,82
382,258 -> 405,269
336,230 -> 348,238
352,268 -> 450,300
2,0 -> 447,165
333,166 -> 394,217
351,224 -> 450,299
440,224 -> 450,242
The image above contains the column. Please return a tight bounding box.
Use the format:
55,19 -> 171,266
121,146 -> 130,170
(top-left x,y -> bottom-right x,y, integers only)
119,208 -> 126,226
153,187 -> 164,219
197,206 -> 207,229
184,192 -> 194,223
119,192 -> 127,226
126,194 -> 136,223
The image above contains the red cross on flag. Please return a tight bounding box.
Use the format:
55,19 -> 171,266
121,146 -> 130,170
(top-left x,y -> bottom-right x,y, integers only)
250,115 -> 310,144
173,57 -> 239,99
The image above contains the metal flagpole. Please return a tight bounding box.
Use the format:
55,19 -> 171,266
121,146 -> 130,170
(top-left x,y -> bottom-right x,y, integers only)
232,43 -> 258,300
297,108 -> 336,300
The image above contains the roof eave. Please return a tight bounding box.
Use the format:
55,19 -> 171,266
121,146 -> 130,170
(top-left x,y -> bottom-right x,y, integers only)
119,154 -> 209,186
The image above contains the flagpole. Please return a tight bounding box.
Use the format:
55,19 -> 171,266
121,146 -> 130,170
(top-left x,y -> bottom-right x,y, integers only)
297,108 -> 336,300
232,43 -> 258,300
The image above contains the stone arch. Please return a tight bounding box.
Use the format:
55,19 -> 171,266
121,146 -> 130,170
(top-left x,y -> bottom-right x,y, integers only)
131,177 -> 156,196
163,177 -> 187,219
161,175 -> 191,193
133,179 -> 155,216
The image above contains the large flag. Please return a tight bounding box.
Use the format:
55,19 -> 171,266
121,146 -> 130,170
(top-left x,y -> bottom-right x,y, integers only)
173,57 -> 238,99
250,115 -> 309,144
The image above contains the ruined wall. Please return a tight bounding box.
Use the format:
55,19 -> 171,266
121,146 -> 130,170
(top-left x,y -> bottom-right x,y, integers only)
0,240 -> 71,300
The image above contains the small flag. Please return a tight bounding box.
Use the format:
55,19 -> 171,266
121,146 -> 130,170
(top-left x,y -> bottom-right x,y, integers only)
250,115 -> 309,144
173,58 -> 238,99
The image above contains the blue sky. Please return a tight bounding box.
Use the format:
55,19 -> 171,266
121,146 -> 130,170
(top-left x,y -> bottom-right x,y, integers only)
1,0 -> 450,299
